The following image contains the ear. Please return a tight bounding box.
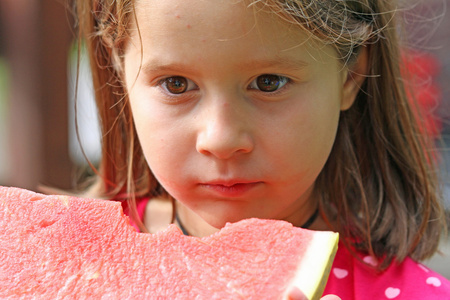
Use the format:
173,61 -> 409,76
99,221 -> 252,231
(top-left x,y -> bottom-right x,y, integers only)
341,46 -> 369,111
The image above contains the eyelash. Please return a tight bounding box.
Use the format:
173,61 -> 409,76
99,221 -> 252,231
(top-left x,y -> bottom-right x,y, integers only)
156,74 -> 292,97
248,74 -> 291,94
158,76 -> 198,94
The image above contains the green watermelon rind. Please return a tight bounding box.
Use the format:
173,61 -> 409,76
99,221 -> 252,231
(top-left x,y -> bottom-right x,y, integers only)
283,230 -> 339,300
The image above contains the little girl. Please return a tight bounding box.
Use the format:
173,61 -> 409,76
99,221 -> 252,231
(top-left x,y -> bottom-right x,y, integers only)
75,0 -> 450,298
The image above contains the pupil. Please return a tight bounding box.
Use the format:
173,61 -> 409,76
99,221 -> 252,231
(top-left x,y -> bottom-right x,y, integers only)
167,77 -> 187,94
257,75 -> 280,92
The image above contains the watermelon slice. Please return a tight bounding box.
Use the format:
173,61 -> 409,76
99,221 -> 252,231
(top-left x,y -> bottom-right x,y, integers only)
0,186 -> 338,299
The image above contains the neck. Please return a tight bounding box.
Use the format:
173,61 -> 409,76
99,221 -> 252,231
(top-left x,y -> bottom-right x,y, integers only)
299,208 -> 319,229
175,202 -> 219,237
175,201 -> 324,237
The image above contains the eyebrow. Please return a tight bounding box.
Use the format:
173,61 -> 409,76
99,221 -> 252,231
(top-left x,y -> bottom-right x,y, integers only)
141,57 -> 309,76
142,61 -> 198,76
237,57 -> 309,72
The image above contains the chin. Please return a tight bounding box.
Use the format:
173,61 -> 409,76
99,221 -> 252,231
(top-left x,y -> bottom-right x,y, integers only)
204,213 -> 252,229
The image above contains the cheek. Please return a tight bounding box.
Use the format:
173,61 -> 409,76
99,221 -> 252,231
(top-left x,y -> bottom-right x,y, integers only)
131,103 -> 194,187
128,94 -> 166,164
135,125 -> 186,192
273,89 -> 341,172
134,116 -> 182,163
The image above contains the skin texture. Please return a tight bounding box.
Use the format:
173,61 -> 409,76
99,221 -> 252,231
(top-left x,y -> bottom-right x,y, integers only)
124,0 -> 360,238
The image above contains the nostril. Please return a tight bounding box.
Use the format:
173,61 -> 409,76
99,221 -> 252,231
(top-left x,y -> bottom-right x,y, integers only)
196,101 -> 254,159
196,132 -> 254,160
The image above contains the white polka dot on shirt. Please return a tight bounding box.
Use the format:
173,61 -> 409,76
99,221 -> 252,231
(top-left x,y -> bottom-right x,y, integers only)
385,287 -> 401,299
426,276 -> 442,287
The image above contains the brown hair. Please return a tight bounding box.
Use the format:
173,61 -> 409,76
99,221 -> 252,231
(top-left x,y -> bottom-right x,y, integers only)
75,0 -> 447,269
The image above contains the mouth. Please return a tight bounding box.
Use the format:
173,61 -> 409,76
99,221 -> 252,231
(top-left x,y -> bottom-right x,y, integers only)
199,181 -> 262,197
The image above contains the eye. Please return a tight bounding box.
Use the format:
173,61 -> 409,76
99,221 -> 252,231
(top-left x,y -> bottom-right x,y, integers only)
160,76 -> 197,94
249,74 -> 289,92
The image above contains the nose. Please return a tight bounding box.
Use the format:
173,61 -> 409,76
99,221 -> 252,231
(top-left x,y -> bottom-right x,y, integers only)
196,98 -> 254,160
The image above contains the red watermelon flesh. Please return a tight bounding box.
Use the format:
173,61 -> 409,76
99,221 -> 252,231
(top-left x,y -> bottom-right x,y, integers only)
0,186 -> 338,299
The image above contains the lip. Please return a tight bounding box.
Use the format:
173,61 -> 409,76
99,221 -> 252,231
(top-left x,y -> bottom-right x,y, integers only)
199,181 -> 262,197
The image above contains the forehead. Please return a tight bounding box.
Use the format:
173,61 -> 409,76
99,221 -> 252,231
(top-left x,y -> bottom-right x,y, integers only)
130,0 -> 320,52
125,0 -> 339,75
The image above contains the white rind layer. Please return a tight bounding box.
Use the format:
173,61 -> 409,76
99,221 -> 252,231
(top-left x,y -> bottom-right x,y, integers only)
283,231 -> 339,300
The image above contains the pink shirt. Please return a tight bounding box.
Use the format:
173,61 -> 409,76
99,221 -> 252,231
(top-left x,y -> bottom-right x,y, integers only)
323,241 -> 450,299
126,198 -> 450,299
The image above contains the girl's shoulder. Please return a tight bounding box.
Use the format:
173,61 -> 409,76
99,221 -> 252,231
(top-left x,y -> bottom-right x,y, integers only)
324,242 -> 450,299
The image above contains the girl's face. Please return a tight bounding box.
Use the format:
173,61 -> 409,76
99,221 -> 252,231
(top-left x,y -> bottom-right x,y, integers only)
124,0 -> 355,232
